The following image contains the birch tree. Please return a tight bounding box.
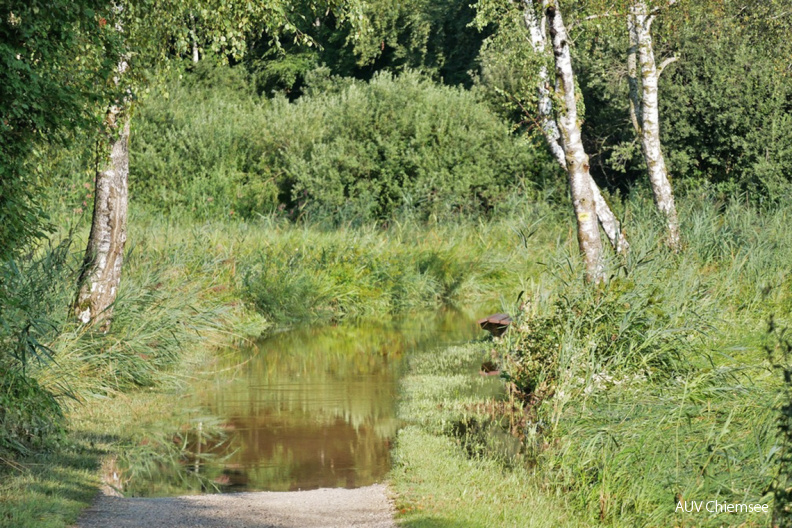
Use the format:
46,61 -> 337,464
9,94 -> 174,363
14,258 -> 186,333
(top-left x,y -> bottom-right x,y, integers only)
522,1 -> 629,255
74,73 -> 131,328
627,0 -> 680,250
74,5 -> 131,329
542,0 -> 604,281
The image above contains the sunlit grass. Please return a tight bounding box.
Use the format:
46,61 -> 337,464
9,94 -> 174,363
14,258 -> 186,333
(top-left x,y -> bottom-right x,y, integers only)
391,194 -> 791,527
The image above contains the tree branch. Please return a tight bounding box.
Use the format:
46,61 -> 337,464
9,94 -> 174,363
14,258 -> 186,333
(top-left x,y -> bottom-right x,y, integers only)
650,0 -> 678,16
657,55 -> 679,77
583,11 -> 620,21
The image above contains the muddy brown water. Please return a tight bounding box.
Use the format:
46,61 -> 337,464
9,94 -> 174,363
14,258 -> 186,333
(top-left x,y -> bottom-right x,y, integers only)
129,310 -> 486,495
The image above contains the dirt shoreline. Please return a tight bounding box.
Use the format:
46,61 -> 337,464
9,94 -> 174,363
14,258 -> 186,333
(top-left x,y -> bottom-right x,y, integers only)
73,484 -> 396,528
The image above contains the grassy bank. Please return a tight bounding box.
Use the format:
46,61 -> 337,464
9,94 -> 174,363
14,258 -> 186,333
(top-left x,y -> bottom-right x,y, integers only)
390,342 -> 584,527
390,195 -> 791,527
3,193 -> 789,527
0,350 -> 225,528
1,210 -> 541,527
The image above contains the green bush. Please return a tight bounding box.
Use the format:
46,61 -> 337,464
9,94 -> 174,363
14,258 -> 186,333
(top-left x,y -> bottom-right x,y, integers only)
0,366 -> 65,456
131,60 -> 279,219
283,71 -> 543,220
130,65 -> 549,222
770,319 -> 792,526
0,239 -> 75,456
501,275 -> 690,402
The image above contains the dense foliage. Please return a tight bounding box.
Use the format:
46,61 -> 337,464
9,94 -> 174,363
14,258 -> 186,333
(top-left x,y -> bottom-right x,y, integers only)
130,64 -> 550,222
476,0 -> 792,199
578,0 -> 792,197
0,0 -> 120,258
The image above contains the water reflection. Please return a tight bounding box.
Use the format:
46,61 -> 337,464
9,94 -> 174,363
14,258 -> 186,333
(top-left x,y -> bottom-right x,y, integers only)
196,311 -> 482,492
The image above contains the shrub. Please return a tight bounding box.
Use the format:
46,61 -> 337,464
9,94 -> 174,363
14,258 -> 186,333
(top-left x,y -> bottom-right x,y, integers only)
0,238 -> 75,455
131,60 -> 279,219
501,275 -> 690,404
130,65 -> 550,222
280,71 -> 542,220
770,318 -> 792,526
0,366 -> 64,456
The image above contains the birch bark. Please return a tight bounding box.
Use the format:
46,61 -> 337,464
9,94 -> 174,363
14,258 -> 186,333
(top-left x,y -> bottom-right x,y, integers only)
628,1 -> 681,250
523,1 -> 629,255
191,14 -> 200,63
75,104 -> 130,329
543,0 -> 604,282
75,10 -> 130,330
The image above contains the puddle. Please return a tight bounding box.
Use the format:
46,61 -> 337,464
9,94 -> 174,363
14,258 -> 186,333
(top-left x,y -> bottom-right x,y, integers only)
183,310 -> 484,493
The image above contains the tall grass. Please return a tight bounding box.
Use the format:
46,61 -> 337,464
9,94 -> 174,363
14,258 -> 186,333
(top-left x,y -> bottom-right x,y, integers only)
485,192 -> 792,527
0,237 -> 76,455
238,213 -> 548,323
378,192 -> 792,527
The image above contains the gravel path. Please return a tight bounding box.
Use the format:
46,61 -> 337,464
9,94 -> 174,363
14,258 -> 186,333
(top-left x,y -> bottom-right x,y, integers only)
74,485 -> 396,528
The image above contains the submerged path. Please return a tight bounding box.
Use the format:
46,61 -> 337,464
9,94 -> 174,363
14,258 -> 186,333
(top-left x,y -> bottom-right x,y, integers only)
75,484 -> 395,528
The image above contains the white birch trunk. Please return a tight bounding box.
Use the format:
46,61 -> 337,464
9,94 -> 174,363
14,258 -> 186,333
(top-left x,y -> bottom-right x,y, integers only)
75,9 -> 130,330
544,1 -> 604,282
191,14 -> 200,63
627,10 -> 643,136
629,1 -> 681,250
75,105 -> 130,329
523,1 -> 629,255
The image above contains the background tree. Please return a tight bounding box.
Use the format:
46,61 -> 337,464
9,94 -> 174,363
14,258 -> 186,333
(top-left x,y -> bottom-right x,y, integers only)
627,0 -> 680,250
240,0 -> 489,98
521,0 -> 629,254
566,0 -> 792,200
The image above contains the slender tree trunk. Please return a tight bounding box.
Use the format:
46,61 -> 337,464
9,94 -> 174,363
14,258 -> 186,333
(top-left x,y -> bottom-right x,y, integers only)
523,1 -> 629,255
628,1 -> 681,250
191,14 -> 200,63
544,1 -> 604,282
74,105 -> 130,330
627,12 -> 643,136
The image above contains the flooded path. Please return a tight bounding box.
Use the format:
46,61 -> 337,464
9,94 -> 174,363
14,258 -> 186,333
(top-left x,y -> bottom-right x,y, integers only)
201,311 -> 482,492
132,310 -> 484,495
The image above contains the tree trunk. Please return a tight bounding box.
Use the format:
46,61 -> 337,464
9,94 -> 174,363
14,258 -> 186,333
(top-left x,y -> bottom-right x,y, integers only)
523,1 -> 629,255
628,1 -> 681,251
544,1 -> 604,282
74,105 -> 130,330
191,14 -> 200,63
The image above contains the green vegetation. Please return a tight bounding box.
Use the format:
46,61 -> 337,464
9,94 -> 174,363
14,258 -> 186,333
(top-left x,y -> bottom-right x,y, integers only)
239,217 -> 534,323
130,64 -> 551,222
3,0 -> 792,524
0,0 -> 120,259
390,344 -> 582,527
390,195 -> 790,527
